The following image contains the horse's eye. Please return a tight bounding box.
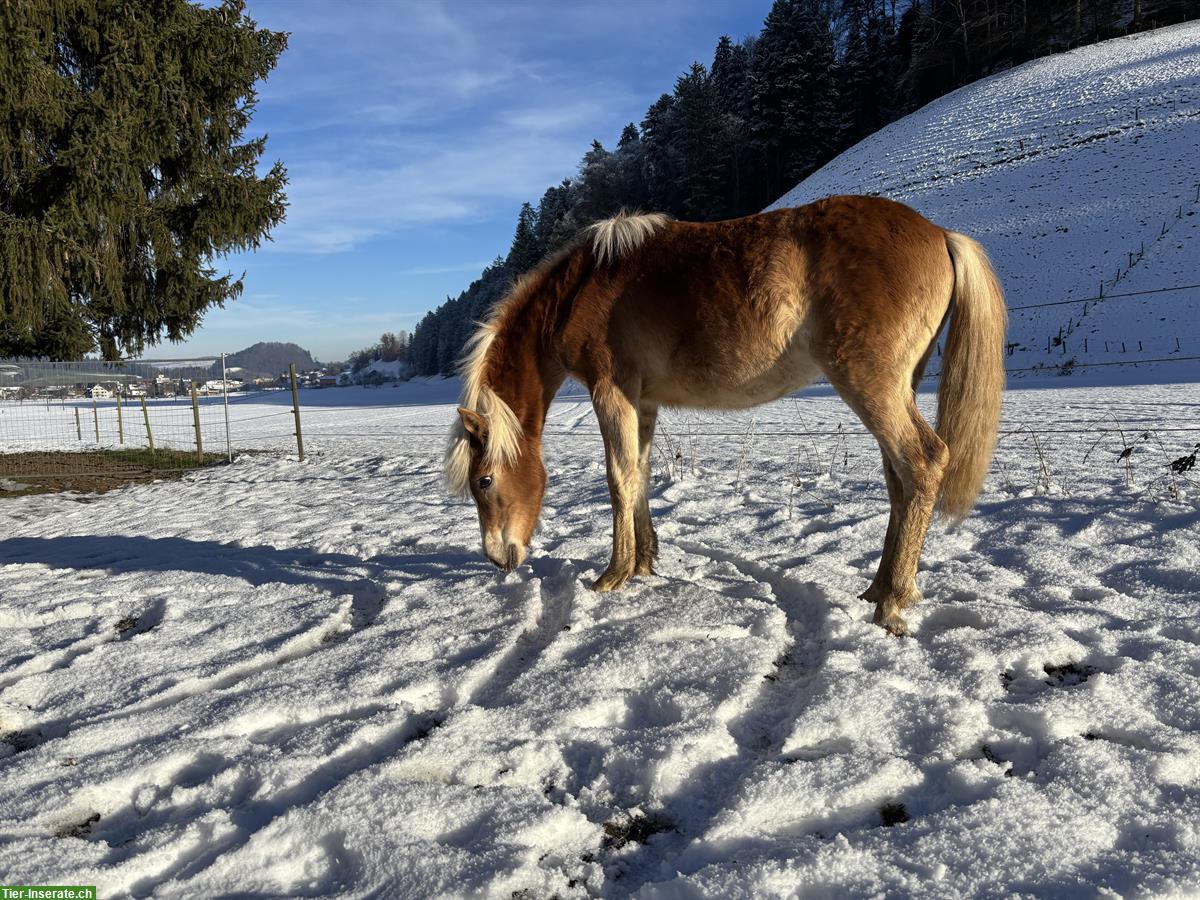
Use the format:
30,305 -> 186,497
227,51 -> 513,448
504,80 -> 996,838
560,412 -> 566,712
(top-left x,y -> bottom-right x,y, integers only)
478,475 -> 493,489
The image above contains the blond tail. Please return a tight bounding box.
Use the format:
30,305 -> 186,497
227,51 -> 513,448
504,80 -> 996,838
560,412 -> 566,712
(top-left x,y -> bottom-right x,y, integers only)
937,232 -> 1007,520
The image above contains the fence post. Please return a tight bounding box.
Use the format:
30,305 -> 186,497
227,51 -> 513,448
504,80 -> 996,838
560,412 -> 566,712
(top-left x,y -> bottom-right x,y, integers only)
116,392 -> 124,445
75,407 -> 82,441
221,352 -> 232,463
289,363 -> 305,462
92,396 -> 99,443
191,381 -> 203,460
141,396 -> 155,457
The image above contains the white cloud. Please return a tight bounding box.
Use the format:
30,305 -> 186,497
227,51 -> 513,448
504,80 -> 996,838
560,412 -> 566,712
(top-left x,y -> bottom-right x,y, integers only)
245,1 -> 646,254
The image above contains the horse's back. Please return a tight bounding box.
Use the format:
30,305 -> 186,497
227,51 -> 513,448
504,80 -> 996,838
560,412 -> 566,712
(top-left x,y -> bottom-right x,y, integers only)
564,197 -> 954,408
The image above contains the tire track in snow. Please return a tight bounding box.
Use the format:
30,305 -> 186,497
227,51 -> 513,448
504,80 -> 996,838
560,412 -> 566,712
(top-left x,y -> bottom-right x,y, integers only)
126,559 -> 577,894
121,706 -> 445,898
0,597 -> 167,693
113,578 -> 386,720
675,541 -> 841,757
7,577 -> 386,756
609,540 -> 846,893
460,559 -> 577,709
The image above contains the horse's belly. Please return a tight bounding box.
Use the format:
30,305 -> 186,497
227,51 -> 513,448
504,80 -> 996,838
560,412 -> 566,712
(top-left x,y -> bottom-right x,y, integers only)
648,341 -> 821,410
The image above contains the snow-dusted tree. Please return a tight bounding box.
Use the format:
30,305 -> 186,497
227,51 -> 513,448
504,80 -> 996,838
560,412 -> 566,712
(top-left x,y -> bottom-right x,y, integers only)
640,93 -> 685,215
711,35 -> 757,214
839,0 -> 898,143
0,0 -> 287,359
751,0 -> 840,194
507,202 -> 542,275
673,63 -> 726,221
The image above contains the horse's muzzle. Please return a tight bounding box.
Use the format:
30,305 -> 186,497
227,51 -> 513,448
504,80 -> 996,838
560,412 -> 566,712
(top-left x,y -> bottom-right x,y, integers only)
486,542 -> 524,572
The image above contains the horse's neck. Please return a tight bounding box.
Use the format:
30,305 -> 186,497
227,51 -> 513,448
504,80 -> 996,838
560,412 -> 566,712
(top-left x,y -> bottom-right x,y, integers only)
490,316 -> 564,443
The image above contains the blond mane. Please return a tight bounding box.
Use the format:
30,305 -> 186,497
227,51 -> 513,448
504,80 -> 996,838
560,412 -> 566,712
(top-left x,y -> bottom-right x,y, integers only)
587,210 -> 670,265
444,294 -> 527,498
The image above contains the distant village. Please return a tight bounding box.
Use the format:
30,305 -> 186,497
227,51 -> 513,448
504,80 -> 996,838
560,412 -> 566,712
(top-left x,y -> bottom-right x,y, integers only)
0,364 -> 361,402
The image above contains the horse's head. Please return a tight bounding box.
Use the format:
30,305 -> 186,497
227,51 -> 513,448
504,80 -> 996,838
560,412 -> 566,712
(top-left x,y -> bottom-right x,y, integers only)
446,390 -> 545,571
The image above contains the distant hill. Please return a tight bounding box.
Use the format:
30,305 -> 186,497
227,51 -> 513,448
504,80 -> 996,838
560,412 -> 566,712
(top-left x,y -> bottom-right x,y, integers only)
211,342 -> 315,380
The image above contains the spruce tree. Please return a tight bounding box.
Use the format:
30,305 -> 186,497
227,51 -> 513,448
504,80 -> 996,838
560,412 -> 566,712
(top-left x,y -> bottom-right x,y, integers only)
711,35 -> 756,215
576,140 -> 625,222
640,93 -> 683,215
0,0 -> 288,359
673,63 -> 725,221
507,202 -> 542,274
534,181 -> 575,254
839,0 -> 897,143
751,0 -> 840,198
613,123 -> 650,212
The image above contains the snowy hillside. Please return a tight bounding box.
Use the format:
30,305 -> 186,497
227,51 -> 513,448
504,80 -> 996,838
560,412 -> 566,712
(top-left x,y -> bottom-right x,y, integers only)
770,21 -> 1200,383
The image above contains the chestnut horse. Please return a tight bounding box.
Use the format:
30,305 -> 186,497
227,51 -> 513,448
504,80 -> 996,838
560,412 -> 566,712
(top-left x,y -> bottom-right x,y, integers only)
446,196 -> 1006,634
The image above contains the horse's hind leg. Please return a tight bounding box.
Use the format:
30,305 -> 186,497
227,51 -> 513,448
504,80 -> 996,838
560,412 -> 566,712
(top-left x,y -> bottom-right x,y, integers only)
860,322 -> 946,614
832,379 -> 948,635
875,407 -> 947,634
591,379 -> 644,591
859,454 -> 902,605
634,402 -> 659,576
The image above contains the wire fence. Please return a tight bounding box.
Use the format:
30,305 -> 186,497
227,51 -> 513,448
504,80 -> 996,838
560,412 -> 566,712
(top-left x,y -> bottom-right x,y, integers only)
3,304 -> 1199,501
0,357 -> 306,492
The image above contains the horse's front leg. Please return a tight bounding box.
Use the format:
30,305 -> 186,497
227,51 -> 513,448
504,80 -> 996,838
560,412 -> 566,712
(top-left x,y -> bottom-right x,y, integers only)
634,401 -> 659,576
592,380 -> 643,592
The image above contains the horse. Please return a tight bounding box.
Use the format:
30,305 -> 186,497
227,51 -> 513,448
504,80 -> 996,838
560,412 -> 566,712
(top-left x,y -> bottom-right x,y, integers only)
445,195 -> 1006,635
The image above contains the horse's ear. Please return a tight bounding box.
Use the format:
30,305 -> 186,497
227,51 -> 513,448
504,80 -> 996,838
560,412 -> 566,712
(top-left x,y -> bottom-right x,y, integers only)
457,407 -> 488,444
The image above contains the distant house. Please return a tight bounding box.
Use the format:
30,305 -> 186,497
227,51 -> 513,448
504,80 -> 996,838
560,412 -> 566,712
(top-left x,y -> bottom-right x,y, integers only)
318,374 -> 340,388
86,385 -> 112,399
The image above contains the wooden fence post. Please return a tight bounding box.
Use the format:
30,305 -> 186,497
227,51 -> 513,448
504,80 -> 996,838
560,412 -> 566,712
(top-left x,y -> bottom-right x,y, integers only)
116,393 -> 124,445
191,381 -> 203,460
92,396 -> 99,442
289,363 -> 305,462
75,407 -> 82,441
141,396 -> 155,457
221,352 -> 232,463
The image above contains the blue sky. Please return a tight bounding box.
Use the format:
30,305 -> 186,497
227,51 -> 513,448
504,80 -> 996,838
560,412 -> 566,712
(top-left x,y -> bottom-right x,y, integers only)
174,0 -> 771,362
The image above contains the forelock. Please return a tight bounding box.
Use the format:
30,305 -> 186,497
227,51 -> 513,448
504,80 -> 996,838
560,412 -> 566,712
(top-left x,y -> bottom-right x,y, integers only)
444,386 -> 523,497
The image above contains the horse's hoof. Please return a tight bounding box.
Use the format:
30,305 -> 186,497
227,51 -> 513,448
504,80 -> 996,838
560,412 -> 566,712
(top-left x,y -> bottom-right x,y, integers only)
592,567 -> 633,592
634,559 -> 656,576
872,603 -> 910,637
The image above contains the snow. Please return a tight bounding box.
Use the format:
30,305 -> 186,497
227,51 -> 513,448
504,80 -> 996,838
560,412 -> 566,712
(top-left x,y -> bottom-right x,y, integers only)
2,378 -> 1199,897
4,24 -> 1200,899
770,21 -> 1200,384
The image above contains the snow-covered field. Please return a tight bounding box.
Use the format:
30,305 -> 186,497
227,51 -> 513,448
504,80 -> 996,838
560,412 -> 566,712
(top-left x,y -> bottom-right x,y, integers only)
2,380 -> 1199,898
771,20 -> 1200,384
